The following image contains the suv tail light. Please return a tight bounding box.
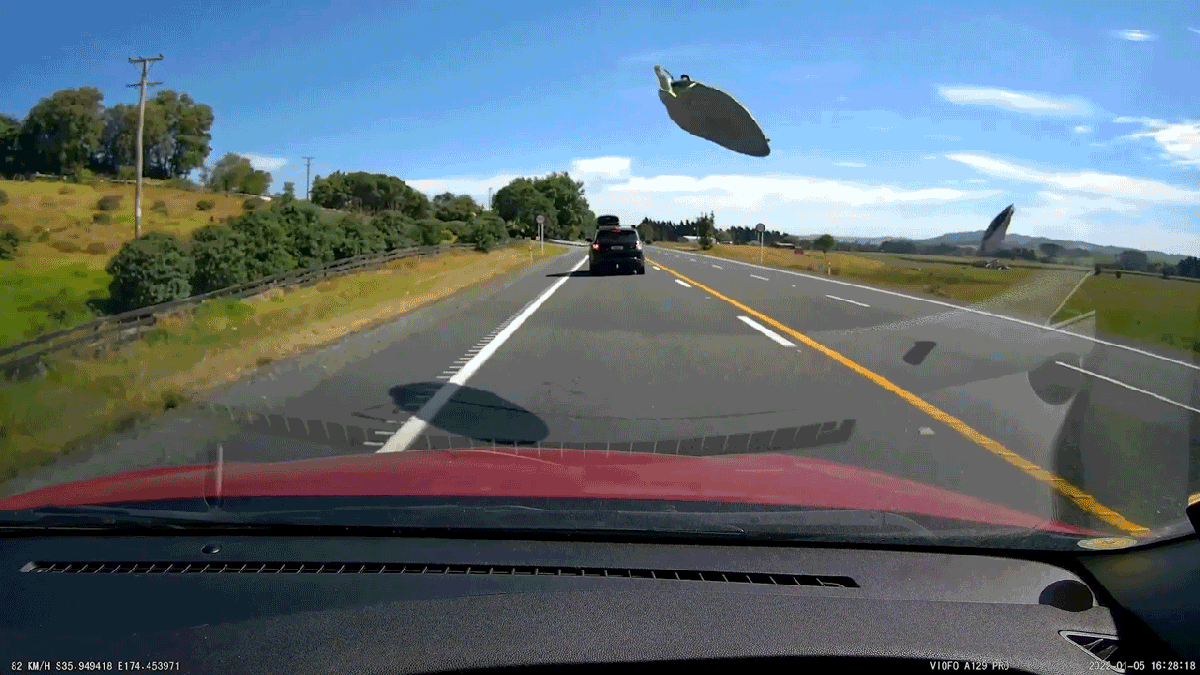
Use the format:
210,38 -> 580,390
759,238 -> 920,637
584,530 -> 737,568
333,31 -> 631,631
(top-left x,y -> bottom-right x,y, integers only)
591,242 -> 600,251
635,241 -> 643,250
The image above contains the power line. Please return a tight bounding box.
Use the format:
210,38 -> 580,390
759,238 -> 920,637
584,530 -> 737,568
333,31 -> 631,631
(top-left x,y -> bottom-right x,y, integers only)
127,54 -> 163,239
303,157 -> 314,200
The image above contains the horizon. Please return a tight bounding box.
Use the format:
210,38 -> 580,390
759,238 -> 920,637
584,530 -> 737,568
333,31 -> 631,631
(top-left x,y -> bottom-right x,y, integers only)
2,1 -> 1197,256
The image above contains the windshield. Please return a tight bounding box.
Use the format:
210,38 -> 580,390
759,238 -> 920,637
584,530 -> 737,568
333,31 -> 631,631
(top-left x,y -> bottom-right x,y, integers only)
1,2 -> 1197,552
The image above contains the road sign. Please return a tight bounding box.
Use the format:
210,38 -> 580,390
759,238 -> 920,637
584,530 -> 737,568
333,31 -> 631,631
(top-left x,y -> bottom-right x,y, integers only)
755,223 -> 765,233
536,215 -> 545,225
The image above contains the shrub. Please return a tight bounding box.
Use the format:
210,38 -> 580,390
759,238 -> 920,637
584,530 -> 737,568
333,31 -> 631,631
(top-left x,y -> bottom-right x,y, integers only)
97,194 -> 123,211
191,224 -> 250,294
0,230 -> 19,260
151,199 -> 168,215
196,199 -> 216,211
278,201 -> 341,268
373,211 -> 416,251
1114,270 -> 1122,278
37,230 -> 50,242
333,214 -> 387,259
50,240 -> 81,253
163,177 -> 199,191
58,185 -> 74,195
72,167 -> 95,184
106,232 -> 196,313
0,189 -> 7,205
243,196 -> 266,211
92,212 -> 112,225
116,165 -> 137,181
229,209 -> 297,278
85,242 -> 108,255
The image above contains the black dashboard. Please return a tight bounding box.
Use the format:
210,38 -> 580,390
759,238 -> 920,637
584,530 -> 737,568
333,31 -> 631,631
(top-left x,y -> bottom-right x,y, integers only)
2,532 -> 1196,674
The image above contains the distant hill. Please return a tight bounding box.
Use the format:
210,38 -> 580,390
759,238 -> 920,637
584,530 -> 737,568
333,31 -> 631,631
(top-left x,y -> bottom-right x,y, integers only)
792,230 -> 1188,262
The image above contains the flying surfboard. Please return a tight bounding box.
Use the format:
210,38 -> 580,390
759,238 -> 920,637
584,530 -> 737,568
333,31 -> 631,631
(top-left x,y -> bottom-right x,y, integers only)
655,65 -> 771,157
979,204 -> 1015,256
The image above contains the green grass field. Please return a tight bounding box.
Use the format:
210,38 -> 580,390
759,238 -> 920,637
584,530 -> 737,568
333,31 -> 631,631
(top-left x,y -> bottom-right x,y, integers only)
0,243 -> 566,484
1050,272 -> 1200,355
0,179 -> 254,349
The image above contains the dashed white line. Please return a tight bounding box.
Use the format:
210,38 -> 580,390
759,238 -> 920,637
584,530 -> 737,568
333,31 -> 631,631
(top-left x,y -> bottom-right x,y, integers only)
378,255 -> 589,452
1055,361 -> 1200,415
737,315 -> 795,347
712,264 -> 723,269
750,274 -> 769,281
675,279 -> 692,288
825,294 -> 871,308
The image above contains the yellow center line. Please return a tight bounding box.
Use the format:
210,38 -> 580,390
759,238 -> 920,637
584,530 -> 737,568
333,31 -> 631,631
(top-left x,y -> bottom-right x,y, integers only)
648,257 -> 1150,537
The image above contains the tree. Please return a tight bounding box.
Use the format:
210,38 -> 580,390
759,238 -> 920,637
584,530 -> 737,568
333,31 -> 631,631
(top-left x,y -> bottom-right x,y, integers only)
531,172 -> 591,240
191,225 -> 250,293
309,171 -> 429,217
1038,242 -> 1064,261
0,114 -> 22,177
229,209 -> 296,278
282,182 -> 296,203
20,87 -> 106,175
493,178 -> 555,239
207,152 -> 271,195
814,234 -> 836,257
697,211 -> 716,250
432,192 -> 481,223
1117,249 -> 1148,271
880,239 -> 917,254
1177,256 -> 1200,279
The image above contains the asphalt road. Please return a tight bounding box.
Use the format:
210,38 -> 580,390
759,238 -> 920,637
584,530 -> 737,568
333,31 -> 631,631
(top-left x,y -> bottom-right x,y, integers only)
7,244 -> 1199,538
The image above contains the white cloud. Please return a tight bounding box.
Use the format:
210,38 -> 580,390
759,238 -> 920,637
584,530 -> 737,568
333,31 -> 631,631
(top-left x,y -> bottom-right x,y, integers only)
936,86 -> 1093,116
1189,27 -> 1200,35
1073,125 -> 1092,134
834,161 -> 866,168
1111,29 -> 1157,41
407,174 -> 522,197
925,134 -> 963,141
868,126 -> 892,131
571,156 -> 631,178
1113,117 -> 1200,167
240,153 -> 288,172
945,153 -> 1200,203
837,96 -> 847,102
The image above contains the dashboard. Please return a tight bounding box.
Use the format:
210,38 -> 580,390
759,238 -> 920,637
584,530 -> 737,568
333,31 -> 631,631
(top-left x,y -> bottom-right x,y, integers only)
2,532 -> 1196,674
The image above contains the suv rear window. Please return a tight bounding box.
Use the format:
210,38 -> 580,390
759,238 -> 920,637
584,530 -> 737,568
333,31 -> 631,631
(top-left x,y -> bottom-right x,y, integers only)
596,229 -> 639,244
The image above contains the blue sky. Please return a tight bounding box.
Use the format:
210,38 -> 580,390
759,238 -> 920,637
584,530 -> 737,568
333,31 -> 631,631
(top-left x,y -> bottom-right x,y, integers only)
2,0 -> 1198,253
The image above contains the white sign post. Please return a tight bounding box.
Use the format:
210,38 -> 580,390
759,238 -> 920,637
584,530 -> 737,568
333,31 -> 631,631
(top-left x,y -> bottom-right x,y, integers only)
536,214 -> 545,254
756,223 -> 765,263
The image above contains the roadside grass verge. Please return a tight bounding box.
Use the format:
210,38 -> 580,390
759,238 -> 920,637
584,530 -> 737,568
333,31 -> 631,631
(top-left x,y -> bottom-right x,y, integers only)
1049,272 -> 1199,356
0,259 -> 110,346
654,241 -> 1036,305
0,243 -> 566,483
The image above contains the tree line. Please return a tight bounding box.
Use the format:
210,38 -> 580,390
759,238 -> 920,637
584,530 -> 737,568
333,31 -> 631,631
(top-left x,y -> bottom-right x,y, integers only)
0,87 -> 213,182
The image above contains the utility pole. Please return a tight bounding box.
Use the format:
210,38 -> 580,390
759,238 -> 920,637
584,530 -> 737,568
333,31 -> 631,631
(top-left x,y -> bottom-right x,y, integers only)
487,187 -> 493,211
303,157 -> 314,200
127,55 -> 163,239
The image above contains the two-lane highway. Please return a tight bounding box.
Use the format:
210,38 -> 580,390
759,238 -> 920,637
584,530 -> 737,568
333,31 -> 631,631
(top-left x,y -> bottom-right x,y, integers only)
4,244 -> 1196,540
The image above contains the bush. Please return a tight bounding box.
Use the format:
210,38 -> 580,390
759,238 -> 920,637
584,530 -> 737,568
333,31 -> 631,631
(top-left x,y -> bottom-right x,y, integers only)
278,201 -> 341,268
1114,270 -> 1122,278
0,189 -> 7,205
196,199 -> 216,211
243,196 -> 266,211
191,225 -> 250,294
229,209 -> 297,278
1094,265 -> 1102,275
36,230 -> 50,242
372,211 -> 416,250
84,242 -> 108,255
151,199 -> 168,215
116,165 -> 137,181
50,240 -> 81,253
333,214 -> 387,259
72,167 -> 95,184
96,194 -> 123,211
163,177 -> 199,191
58,185 -> 74,195
0,230 -> 19,260
106,232 -> 196,313
92,212 -> 112,225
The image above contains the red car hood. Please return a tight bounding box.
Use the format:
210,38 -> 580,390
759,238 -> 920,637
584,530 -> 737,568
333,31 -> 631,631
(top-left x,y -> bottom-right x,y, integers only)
0,448 -> 1098,535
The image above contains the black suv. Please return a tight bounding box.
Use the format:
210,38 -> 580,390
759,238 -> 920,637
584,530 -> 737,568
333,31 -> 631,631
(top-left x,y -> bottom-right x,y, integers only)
589,216 -> 645,275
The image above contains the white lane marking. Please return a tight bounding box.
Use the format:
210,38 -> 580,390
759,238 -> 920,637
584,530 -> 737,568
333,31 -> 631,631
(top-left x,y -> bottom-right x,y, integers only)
826,294 -> 871,308
1055,361 -> 1200,415
737,315 -> 795,347
675,279 -> 692,288
652,266 -> 662,271
712,264 -> 723,269
750,274 -> 769,281
667,250 -> 1200,374
379,255 -> 590,453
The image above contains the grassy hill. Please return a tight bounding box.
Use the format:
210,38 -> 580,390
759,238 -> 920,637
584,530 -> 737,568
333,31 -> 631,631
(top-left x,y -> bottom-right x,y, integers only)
0,179 -> 250,348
